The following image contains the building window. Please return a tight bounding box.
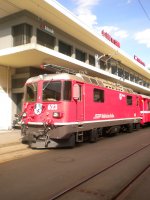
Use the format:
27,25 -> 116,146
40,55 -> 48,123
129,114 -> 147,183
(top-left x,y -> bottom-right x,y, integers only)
37,29 -> 55,49
125,71 -> 129,80
143,81 -> 147,87
112,65 -> 118,75
59,41 -> 72,56
138,79 -> 143,85
93,88 -> 104,102
130,74 -> 135,82
12,23 -> 32,46
127,95 -> 132,105
144,81 -> 149,88
75,49 -> 86,62
100,60 -> 107,71
89,55 -> 95,66
118,68 -> 124,78
12,78 -> 27,89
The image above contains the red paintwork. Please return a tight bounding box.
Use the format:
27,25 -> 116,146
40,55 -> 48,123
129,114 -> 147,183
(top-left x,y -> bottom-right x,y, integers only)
21,73 -> 150,128
101,30 -> 120,48
134,55 -> 145,67
139,95 -> 150,125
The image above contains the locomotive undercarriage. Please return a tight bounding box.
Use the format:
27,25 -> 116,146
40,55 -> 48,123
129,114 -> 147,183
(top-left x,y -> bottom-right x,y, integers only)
21,118 -> 141,149
21,124 -> 77,148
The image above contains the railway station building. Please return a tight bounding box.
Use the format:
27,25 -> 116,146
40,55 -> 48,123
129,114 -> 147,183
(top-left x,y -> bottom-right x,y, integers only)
0,0 -> 150,130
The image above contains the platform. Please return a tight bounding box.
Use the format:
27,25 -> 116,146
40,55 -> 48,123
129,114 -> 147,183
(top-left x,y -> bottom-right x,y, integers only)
0,129 -> 21,147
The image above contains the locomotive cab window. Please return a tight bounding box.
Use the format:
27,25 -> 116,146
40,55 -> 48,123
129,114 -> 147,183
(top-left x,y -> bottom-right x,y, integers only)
25,83 -> 37,102
43,81 -> 61,101
94,88 -> 104,102
127,95 -> 132,105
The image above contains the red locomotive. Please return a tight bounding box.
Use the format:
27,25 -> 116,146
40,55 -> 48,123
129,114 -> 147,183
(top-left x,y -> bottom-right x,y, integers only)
21,65 -> 150,148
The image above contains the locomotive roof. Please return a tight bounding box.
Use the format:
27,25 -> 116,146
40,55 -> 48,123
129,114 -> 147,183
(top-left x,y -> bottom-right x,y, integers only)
26,73 -> 83,83
26,72 -> 135,94
140,94 -> 150,99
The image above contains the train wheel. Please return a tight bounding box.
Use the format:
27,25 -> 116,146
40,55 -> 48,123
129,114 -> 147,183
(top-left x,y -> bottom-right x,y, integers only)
135,123 -> 140,131
89,129 -> 98,143
68,134 -> 76,148
127,123 -> 133,133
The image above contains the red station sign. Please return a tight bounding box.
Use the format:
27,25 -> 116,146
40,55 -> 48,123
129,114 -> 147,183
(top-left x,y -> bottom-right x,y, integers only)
101,30 -> 120,48
134,55 -> 145,67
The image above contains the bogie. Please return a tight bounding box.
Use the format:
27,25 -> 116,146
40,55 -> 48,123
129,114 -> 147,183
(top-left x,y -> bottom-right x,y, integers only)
89,129 -> 99,143
126,123 -> 134,133
102,126 -> 121,137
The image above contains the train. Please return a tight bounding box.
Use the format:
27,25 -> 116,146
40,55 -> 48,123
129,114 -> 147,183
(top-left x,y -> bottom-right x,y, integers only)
21,64 -> 150,148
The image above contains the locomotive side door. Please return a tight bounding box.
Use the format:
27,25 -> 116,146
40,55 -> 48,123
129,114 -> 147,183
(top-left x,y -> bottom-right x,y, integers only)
73,83 -> 84,122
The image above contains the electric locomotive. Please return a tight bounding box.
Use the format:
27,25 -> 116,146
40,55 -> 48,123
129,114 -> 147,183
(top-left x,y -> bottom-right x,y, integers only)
21,65 -> 143,148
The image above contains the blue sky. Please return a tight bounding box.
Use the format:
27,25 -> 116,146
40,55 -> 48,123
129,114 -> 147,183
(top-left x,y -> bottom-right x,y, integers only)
56,0 -> 150,69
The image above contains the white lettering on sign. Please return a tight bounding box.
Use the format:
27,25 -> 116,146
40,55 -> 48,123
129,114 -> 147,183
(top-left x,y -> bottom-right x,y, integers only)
94,113 -> 115,119
101,30 -> 120,48
134,55 -> 145,67
119,93 -> 126,100
48,104 -> 57,110
40,23 -> 54,34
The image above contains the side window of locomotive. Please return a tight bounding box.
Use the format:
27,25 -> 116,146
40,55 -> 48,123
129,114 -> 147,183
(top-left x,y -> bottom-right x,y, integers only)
77,85 -> 82,101
25,83 -> 37,102
93,88 -> 104,102
63,81 -> 72,101
127,95 -> 132,105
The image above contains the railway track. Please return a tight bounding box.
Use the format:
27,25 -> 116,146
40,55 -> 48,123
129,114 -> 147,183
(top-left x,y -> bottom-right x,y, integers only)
48,143 -> 150,200
113,164 -> 150,200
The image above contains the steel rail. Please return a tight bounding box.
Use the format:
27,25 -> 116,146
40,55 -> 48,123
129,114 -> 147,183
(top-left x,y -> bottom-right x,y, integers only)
49,143 -> 150,200
112,164 -> 150,200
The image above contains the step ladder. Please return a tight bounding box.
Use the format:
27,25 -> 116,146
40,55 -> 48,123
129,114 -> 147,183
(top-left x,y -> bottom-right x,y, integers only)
76,132 -> 83,142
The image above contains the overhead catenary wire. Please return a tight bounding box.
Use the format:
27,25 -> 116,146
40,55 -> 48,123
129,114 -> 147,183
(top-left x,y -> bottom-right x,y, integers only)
137,0 -> 150,22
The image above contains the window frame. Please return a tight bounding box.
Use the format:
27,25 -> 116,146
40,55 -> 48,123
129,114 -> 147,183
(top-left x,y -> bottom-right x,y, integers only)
89,54 -> 95,66
63,81 -> 72,101
37,28 -> 56,49
93,88 -> 104,103
25,83 -> 37,102
42,80 -> 61,102
12,23 -> 32,46
127,95 -> 132,105
58,40 -> 72,56
75,49 -> 86,62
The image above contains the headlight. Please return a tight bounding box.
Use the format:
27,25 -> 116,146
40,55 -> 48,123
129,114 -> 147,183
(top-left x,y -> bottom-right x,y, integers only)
22,112 -> 27,117
53,112 -> 63,118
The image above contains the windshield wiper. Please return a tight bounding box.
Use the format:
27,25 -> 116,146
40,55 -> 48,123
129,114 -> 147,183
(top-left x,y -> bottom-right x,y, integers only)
43,79 -> 53,91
